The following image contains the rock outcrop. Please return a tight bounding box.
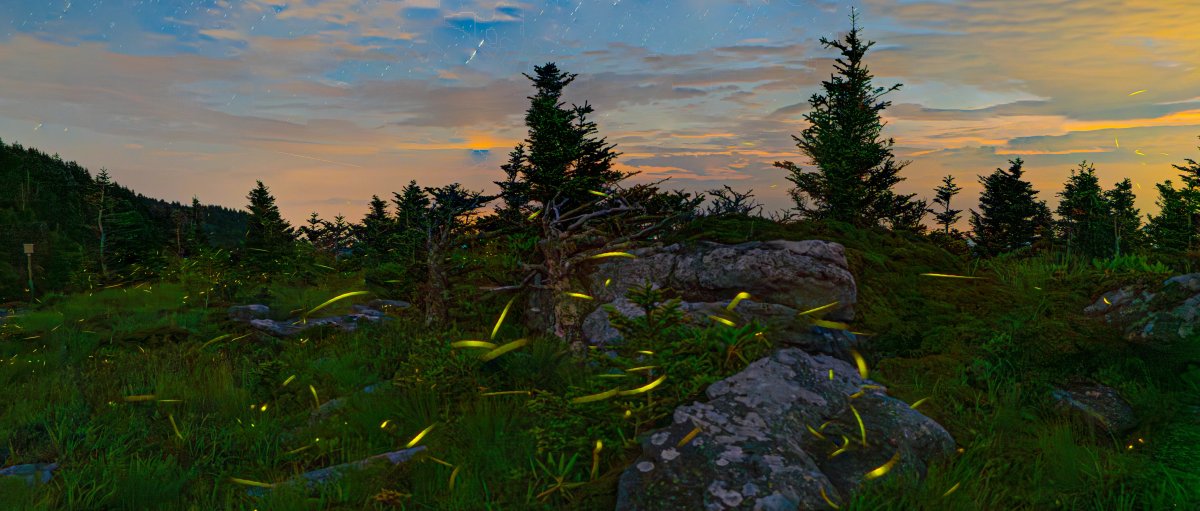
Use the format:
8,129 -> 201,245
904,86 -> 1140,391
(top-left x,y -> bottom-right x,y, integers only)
578,240 -> 859,358
615,348 -> 955,511
1085,273 -> 1200,342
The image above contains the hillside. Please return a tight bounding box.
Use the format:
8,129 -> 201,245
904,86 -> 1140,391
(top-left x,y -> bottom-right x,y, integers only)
0,139 -> 248,302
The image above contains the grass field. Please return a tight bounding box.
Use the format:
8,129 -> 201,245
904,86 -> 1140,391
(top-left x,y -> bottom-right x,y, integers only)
1,217 -> 1197,510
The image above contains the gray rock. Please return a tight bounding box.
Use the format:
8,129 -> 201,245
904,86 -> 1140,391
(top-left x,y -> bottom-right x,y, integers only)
246,313 -> 391,338
1085,274 -> 1200,343
615,348 -> 954,510
584,296 -> 862,360
228,304 -> 270,321
578,240 -> 859,359
0,462 -> 57,486
1051,381 -> 1138,436
246,447 -> 425,497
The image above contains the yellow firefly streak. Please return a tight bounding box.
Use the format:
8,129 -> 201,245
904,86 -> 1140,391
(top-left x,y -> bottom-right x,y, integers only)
565,292 -> 594,300
864,449 -> 901,480
943,482 -> 962,497
1128,89 -> 1146,96
812,319 -> 849,330
309,385 -> 320,409
229,477 -> 275,489
381,420 -> 391,429
709,315 -> 736,327
492,297 -> 515,340
678,427 -> 702,447
799,301 -> 840,316
619,374 -> 667,396
451,340 -> 498,349
572,388 -> 621,404
586,251 -> 637,259
920,273 -> 981,279
820,486 -> 841,509
910,397 -> 932,409
850,404 -> 867,446
168,414 -> 184,440
449,465 -> 462,490
406,424 -> 436,448
1135,149 -> 1145,156
807,424 -> 827,440
851,349 -> 869,379
479,338 -> 529,362
1103,296 -> 1111,305
303,291 -> 369,322
282,375 -> 296,386
727,291 -> 751,311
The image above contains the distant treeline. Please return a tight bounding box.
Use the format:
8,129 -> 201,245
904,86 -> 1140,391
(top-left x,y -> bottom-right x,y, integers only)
0,138 -> 247,302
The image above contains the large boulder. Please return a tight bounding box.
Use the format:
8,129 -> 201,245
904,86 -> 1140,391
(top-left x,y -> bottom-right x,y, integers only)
1085,273 -> 1200,342
615,348 -> 955,511
578,240 -> 859,358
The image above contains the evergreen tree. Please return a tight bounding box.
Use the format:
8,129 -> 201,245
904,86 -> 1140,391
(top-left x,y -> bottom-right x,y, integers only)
299,212 -> 326,247
322,214 -> 354,255
1170,138 -> 1200,253
356,195 -> 392,256
1104,178 -> 1143,256
188,196 -> 209,250
481,62 -> 702,349
772,8 -> 925,229
1145,180 -> 1196,252
969,157 -> 1053,256
416,183 -> 499,327
1054,161 -> 1113,260
242,180 -> 295,273
929,175 -> 963,234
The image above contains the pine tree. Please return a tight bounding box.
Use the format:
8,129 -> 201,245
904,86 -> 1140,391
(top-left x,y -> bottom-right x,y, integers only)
772,8 -> 925,229
1104,178 -> 1143,256
929,175 -> 963,235
1055,161 -> 1113,261
243,180 -> 294,273
969,157 -> 1053,256
1146,180 -> 1196,252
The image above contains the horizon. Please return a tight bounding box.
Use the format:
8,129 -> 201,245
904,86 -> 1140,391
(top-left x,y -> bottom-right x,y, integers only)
2,0 -> 1199,228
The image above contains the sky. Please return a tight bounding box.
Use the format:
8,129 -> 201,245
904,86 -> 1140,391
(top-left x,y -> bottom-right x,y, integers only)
2,0 -> 1200,229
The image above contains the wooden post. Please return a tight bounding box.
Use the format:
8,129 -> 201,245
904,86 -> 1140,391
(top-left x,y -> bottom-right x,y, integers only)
23,243 -> 34,299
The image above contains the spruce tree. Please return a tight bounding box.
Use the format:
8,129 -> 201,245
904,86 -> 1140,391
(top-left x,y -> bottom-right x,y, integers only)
391,180 -> 431,266
969,157 -> 1053,256
356,195 -> 392,256
243,180 -> 294,273
300,212 -> 326,248
1170,138 -> 1200,253
1104,178 -> 1143,256
188,197 -> 209,250
322,214 -> 354,255
929,175 -> 963,235
772,8 -> 925,229
1055,161 -> 1113,261
482,62 -> 703,349
1145,180 -> 1196,252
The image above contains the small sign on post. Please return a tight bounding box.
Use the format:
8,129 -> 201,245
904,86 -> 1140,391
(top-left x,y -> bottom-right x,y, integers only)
23,244 -> 34,255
